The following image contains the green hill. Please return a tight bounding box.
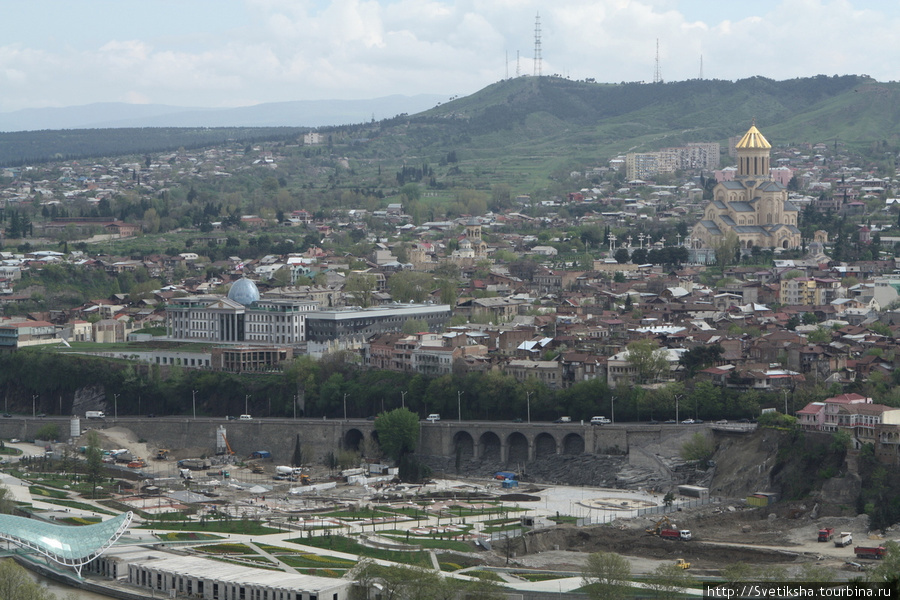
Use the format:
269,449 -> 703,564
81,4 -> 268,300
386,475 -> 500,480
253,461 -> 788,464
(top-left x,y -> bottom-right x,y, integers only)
1,74 -> 898,169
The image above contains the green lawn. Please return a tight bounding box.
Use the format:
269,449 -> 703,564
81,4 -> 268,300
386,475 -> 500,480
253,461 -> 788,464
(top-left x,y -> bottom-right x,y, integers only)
286,535 -> 432,568
136,520 -> 281,535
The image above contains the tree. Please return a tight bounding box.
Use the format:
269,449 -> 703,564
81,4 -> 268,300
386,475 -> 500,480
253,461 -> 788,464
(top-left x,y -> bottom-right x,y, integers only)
374,407 -> 420,464
291,434 -> 303,468
681,433 -> 715,467
712,230 -> 740,272
402,319 -> 429,334
867,540 -> 900,586
626,339 -> 670,384
84,430 -> 104,498
614,248 -> 630,264
0,559 -> 57,600
581,551 -> 632,600
0,485 -> 15,515
678,344 -> 723,377
344,272 -> 376,308
645,563 -> 695,599
387,271 -> 434,303
630,247 -> 648,264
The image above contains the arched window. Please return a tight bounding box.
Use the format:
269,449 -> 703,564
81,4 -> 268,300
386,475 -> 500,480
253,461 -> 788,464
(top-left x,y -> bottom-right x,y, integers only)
767,214 -> 772,224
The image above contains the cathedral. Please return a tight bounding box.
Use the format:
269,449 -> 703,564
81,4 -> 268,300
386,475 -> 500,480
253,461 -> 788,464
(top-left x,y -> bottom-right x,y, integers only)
691,124 -> 801,251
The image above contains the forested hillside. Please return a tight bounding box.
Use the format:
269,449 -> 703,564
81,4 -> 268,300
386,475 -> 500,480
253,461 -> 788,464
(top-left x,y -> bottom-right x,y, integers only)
1,75 -> 896,168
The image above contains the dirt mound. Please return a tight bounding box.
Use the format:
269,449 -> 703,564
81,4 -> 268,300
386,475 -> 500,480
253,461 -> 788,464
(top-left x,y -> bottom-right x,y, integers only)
508,525 -> 801,568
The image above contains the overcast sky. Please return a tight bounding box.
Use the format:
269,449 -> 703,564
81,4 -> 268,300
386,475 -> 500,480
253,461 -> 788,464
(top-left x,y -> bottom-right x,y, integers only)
2,0 -> 898,114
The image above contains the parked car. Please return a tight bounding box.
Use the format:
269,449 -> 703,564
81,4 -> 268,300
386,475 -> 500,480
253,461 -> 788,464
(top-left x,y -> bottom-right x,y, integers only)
664,419 -> 677,424
590,416 -> 611,425
426,413 -> 441,422
681,418 -> 696,424
554,416 -> 572,423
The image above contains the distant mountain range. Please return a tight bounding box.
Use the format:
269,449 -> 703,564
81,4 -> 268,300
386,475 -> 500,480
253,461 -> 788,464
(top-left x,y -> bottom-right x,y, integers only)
0,95 -> 446,132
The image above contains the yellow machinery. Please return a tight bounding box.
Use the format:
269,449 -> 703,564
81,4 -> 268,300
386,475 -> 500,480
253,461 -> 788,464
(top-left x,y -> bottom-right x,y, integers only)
155,449 -> 169,460
646,516 -> 674,536
675,558 -> 691,569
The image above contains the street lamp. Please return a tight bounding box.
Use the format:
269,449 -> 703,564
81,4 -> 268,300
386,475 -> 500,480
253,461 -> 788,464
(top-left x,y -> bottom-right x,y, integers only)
32,394 -> 37,418
401,391 -> 407,409
675,394 -> 681,424
611,395 -> 615,425
245,394 -> 251,416
114,394 -> 118,419
783,388 -> 789,415
343,393 -> 347,420
192,390 -> 197,420
457,390 -> 463,423
526,391 -> 532,424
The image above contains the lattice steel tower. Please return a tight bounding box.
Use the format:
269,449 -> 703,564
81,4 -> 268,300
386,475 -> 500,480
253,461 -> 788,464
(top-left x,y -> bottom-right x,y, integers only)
653,38 -> 662,83
534,13 -> 542,77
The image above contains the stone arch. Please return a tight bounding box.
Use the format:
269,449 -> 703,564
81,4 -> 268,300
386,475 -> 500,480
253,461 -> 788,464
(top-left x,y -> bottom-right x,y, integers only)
783,239 -> 789,249
562,432 -> 585,455
507,432 -> 529,464
453,431 -> 474,459
344,428 -> 364,452
479,431 -> 501,461
534,432 -> 557,458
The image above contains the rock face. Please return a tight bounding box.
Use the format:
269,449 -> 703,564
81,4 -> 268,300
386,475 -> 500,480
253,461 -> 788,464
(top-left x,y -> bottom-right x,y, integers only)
71,386 -> 107,418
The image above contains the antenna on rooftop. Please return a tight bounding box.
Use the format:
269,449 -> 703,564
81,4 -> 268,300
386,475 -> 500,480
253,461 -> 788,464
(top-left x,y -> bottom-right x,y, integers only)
653,38 -> 662,83
533,13 -> 542,77
699,54 -> 703,80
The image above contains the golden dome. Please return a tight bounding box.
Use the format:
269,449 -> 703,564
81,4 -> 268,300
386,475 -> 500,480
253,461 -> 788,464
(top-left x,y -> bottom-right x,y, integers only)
735,125 -> 771,150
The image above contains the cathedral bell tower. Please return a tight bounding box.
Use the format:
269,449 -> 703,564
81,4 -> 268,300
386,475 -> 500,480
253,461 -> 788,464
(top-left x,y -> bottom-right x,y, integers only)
735,124 -> 771,179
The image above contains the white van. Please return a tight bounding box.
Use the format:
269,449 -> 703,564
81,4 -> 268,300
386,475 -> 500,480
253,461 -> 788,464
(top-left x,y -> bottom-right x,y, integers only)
590,416 -> 611,425
426,413 -> 441,422
239,414 -> 253,421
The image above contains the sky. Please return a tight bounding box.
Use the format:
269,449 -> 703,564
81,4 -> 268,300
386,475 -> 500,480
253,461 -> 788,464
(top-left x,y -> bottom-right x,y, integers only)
2,0 -> 900,114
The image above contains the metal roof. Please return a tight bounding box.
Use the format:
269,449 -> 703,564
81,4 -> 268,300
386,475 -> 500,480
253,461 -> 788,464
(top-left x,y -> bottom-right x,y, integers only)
0,511 -> 132,576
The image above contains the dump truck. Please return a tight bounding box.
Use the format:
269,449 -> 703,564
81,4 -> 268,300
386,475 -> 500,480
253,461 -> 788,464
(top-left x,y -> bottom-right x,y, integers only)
675,558 -> 691,569
660,528 -> 693,541
855,546 -> 886,560
835,532 -> 853,547
818,527 -> 835,542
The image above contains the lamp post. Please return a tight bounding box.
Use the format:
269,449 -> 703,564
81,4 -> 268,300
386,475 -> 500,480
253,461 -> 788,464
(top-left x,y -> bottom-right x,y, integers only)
114,394 -> 118,420
32,394 -> 37,418
611,395 -> 615,425
526,391 -> 532,424
675,394 -> 681,424
783,388 -> 789,415
343,393 -> 347,421
457,390 -> 463,423
192,390 -> 197,420
245,394 -> 251,416
401,391 -> 407,409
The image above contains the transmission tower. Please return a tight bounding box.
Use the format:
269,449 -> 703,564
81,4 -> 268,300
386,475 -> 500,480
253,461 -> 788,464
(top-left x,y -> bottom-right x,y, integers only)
699,54 -> 704,80
516,50 -> 521,77
653,38 -> 662,83
533,13 -> 542,77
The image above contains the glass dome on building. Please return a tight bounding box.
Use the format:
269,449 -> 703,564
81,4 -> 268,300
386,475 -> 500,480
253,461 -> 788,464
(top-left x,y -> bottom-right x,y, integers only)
227,277 -> 260,305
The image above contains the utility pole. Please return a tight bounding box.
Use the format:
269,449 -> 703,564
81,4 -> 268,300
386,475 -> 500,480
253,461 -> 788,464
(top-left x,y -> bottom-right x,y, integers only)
245,394 -> 251,416
526,391 -> 532,424
401,391 -> 407,409
113,394 -> 118,420
457,390 -> 463,423
611,395 -> 616,425
192,390 -> 197,420
343,393 -> 348,421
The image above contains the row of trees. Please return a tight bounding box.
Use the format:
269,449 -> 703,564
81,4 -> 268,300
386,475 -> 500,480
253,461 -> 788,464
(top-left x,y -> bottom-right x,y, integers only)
0,349 -> 836,424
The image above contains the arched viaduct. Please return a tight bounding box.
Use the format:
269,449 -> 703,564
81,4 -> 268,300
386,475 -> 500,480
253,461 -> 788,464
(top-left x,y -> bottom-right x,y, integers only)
0,417 -> 700,470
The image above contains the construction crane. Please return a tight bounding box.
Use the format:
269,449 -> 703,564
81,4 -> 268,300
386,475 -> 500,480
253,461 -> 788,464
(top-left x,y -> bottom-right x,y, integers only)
646,516 -> 674,536
222,433 -> 235,455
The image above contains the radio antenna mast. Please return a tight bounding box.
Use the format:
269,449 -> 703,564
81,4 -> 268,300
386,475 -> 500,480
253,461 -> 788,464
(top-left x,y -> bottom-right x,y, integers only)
653,38 -> 662,83
533,13 -> 542,77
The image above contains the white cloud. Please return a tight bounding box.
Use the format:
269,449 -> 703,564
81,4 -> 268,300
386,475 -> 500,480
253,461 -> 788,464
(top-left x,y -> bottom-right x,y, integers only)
0,0 -> 898,113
